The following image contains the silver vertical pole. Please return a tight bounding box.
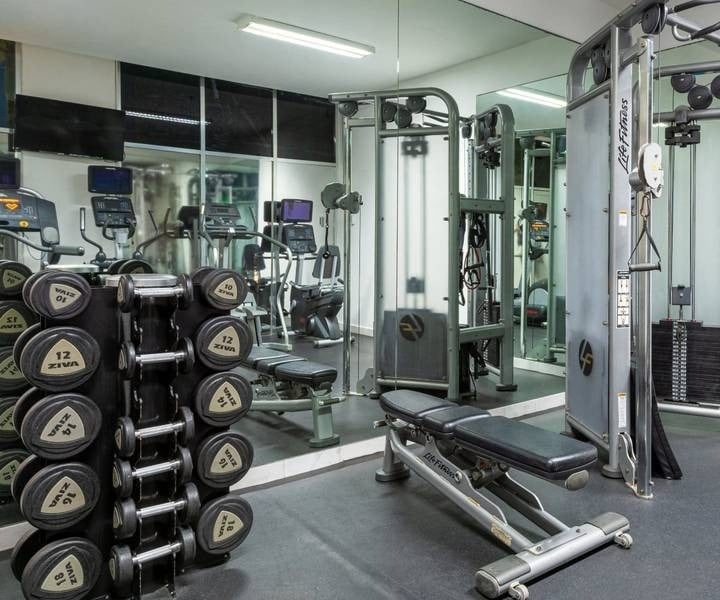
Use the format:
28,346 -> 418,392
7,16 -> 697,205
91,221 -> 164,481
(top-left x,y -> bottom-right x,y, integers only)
199,77 -> 207,269
342,119 -> 353,394
666,146 -> 675,318
689,144 -> 696,321
634,36 -> 654,500
446,105 -> 460,400
545,132 -> 558,361
499,109 -> 516,390
373,97 -> 384,393
519,148 -> 530,359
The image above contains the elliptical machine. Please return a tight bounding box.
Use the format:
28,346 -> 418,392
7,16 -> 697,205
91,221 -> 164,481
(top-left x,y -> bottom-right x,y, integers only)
79,166 -> 153,274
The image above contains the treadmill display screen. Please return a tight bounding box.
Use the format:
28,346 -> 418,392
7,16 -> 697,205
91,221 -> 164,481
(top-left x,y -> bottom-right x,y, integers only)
280,199 -> 312,223
0,158 -> 20,189
88,166 -> 133,195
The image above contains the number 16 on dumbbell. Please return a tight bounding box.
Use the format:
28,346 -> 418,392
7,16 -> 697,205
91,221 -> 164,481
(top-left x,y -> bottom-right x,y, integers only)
118,338 -> 194,379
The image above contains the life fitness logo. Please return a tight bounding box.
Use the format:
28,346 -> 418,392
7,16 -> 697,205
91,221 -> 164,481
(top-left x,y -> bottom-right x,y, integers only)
578,339 -> 594,376
399,314 -> 425,342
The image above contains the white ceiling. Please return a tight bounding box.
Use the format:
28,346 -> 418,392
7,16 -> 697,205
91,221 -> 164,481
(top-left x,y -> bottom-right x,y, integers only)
0,0 -> 549,97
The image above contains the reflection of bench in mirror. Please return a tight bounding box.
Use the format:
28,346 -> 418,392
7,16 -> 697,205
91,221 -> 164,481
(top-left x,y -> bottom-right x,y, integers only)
376,389 -> 632,600
241,346 -> 343,447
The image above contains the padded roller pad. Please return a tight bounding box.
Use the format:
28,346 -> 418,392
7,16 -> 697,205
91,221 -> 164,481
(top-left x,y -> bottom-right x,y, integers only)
454,417 -> 598,480
274,360 -> 337,387
421,405 -> 490,437
380,390 -> 452,426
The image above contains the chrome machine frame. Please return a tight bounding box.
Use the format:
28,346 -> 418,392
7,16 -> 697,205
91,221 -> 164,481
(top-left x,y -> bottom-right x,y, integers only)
566,0 -> 716,498
328,89 -> 515,401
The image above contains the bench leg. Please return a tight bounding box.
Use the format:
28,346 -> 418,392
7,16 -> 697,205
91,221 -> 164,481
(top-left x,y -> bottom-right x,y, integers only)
375,432 -> 410,482
309,398 -> 340,447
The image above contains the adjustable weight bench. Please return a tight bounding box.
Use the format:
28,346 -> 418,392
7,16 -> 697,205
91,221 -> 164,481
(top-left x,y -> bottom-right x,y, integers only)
376,390 -> 632,600
241,345 -> 345,447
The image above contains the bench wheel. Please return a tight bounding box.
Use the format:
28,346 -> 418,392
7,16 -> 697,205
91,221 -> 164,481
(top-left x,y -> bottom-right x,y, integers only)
508,583 -> 529,600
614,532 -> 633,549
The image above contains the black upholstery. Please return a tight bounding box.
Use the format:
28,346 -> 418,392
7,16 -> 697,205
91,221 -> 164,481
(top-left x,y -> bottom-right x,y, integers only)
421,405 -> 489,437
454,417 -> 598,480
255,355 -> 305,375
381,389 -> 598,480
244,346 -> 291,370
274,360 -> 337,387
379,391 -> 451,426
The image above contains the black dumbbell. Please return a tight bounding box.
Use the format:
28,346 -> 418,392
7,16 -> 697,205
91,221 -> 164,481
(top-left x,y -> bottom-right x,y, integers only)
0,261 -> 33,298
117,273 -> 193,312
25,271 -> 91,320
194,316 -> 253,371
195,431 -> 254,488
112,446 -> 193,498
112,482 -> 201,539
118,338 -> 195,379
192,268 -> 248,311
109,526 -> 196,592
195,494 -> 254,555
20,537 -> 103,600
115,406 -> 195,457
0,301 -> 39,346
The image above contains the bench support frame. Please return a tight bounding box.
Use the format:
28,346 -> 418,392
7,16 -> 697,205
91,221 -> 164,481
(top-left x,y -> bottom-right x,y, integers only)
377,422 -> 631,599
250,376 -> 343,447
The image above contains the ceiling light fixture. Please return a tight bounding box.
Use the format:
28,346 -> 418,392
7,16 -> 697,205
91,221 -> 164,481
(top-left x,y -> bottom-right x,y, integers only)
497,88 -> 567,109
236,14 -> 374,59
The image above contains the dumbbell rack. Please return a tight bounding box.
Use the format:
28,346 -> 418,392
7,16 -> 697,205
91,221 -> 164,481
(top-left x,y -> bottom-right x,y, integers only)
9,270 -> 256,600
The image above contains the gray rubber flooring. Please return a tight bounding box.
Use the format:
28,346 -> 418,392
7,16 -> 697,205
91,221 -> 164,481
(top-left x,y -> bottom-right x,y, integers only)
0,411 -> 715,598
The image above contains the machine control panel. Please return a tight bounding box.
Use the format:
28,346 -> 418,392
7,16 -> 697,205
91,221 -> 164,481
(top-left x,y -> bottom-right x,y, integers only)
529,220 -> 550,243
91,196 -> 136,228
0,192 -> 56,232
282,224 -> 317,255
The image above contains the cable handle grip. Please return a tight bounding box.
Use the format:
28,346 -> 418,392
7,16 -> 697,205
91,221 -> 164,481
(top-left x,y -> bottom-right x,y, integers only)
628,262 -> 661,272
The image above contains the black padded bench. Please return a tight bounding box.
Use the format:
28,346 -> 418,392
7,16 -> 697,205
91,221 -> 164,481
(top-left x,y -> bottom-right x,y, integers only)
380,390 -> 597,480
243,345 -> 337,387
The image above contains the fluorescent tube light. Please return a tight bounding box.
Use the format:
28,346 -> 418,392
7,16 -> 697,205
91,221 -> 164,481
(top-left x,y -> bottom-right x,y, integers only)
497,88 -> 567,109
236,14 -> 375,59
126,111 -> 203,125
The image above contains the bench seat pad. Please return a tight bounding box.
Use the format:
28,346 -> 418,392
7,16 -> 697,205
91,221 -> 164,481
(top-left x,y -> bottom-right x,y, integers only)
454,417 -> 598,479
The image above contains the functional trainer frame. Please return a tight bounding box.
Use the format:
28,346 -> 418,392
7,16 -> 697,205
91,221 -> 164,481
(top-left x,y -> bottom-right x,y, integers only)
328,89 -> 515,400
565,0 -> 715,498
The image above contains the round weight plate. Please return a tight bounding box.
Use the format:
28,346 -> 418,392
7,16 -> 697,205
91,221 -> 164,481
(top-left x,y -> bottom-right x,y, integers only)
200,269 -> 248,310
21,393 -> 101,459
196,495 -> 254,555
195,316 -> 252,371
116,259 -> 153,274
195,431 -> 254,488
12,387 -> 44,433
712,75 -> 720,99
0,262 -> 33,298
0,346 -> 29,394
20,327 -> 101,392
194,372 -> 253,427
20,462 -> 101,530
671,73 -> 696,94
22,271 -> 49,308
0,396 -> 19,443
105,260 -> 126,274
11,453 -> 42,502
381,101 -> 397,123
688,85 -> 713,110
0,448 -> 29,499
0,301 -> 39,345
406,95 -> 427,114
394,106 -> 412,129
11,528 -> 43,581
190,266 -> 214,283
29,272 -> 91,320
21,537 -> 102,600
14,323 -> 42,369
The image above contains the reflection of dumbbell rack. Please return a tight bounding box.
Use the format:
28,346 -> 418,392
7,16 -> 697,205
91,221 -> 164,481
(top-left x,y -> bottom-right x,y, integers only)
0,260 -> 37,504
9,268 -> 256,599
